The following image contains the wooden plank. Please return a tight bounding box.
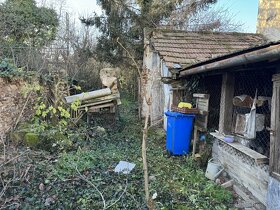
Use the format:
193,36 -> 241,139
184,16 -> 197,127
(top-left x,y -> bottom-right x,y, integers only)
192,126 -> 198,158
78,99 -> 113,109
198,110 -> 209,115
270,75 -> 279,176
272,172 -> 280,181
197,98 -> 208,103
87,102 -> 115,112
196,120 -> 207,130
272,73 -> 280,82
210,132 -> 269,164
219,72 -> 235,134
82,93 -> 120,105
65,88 -> 111,104
193,93 -> 210,99
213,141 -> 269,206
194,93 -> 210,130
197,104 -> 208,111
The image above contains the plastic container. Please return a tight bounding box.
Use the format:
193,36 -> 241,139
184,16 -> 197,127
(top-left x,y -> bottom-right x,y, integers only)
165,111 -> 195,155
224,135 -> 234,143
205,158 -> 224,181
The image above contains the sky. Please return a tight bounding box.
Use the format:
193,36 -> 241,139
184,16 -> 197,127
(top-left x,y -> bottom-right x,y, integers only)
0,0 -> 259,33
65,0 -> 259,33
214,0 -> 259,32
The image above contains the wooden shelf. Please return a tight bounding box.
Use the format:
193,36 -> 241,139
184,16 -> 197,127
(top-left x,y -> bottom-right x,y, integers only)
210,132 -> 269,164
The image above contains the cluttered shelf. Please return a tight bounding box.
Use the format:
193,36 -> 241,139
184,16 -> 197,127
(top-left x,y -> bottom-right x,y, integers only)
210,132 -> 268,164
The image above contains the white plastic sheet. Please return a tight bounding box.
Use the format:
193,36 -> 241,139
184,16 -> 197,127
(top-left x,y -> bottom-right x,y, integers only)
114,161 -> 136,174
244,91 -> 257,139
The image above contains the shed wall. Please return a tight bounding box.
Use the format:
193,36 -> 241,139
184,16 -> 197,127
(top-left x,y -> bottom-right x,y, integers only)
267,176 -> 280,209
161,62 -> 171,130
212,139 -> 269,205
142,46 -> 165,125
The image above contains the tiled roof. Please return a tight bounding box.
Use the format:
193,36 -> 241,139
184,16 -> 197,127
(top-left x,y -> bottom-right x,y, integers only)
149,29 -> 266,68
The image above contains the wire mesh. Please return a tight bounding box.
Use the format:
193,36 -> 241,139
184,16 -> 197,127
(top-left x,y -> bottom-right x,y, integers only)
189,70 -> 273,157
232,70 -> 273,156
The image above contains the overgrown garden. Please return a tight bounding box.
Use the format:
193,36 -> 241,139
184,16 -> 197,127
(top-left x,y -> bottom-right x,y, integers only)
1,99 -> 236,209
0,0 -> 242,209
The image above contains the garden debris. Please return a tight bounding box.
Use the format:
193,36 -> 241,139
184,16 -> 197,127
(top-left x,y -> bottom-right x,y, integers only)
149,175 -> 156,181
44,196 -> 56,206
152,192 -> 158,200
89,126 -> 107,138
65,88 -> 112,104
39,183 -> 45,191
64,67 -> 122,124
114,161 -> 136,174
221,179 -> 234,188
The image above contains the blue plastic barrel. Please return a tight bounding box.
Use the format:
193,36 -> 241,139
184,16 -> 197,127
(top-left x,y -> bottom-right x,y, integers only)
165,111 -> 195,155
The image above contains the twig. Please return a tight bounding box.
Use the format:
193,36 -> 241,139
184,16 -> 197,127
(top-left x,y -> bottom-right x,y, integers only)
105,179 -> 128,209
14,91 -> 32,129
0,179 -> 11,200
0,202 -> 20,210
1,135 -> 6,162
0,151 -> 29,169
116,37 -> 141,78
75,167 -> 106,210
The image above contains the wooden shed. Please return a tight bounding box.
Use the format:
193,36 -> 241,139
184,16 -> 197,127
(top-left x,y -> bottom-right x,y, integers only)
176,41 -> 280,208
142,28 -> 265,129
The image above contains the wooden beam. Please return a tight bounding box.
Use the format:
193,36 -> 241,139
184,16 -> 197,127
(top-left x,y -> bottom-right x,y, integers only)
219,72 -> 235,134
210,132 -> 268,164
81,93 -> 120,105
65,88 -> 111,104
192,126 -> 198,158
193,93 -> 210,99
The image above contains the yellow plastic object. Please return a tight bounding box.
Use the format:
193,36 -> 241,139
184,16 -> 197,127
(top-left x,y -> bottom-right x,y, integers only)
178,102 -> 192,109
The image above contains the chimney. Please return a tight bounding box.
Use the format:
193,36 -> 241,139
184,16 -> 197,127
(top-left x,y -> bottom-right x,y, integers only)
257,0 -> 280,41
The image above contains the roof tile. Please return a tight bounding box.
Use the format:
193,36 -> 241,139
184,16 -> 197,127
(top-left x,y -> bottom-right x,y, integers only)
149,29 -> 266,68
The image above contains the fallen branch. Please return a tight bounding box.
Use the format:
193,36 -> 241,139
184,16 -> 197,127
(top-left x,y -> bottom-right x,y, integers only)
0,150 -> 29,169
14,91 -> 32,129
75,167 -> 106,210
105,179 -> 128,209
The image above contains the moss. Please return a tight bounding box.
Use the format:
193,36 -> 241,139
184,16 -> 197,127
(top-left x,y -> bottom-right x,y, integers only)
9,131 -> 24,146
24,132 -> 40,147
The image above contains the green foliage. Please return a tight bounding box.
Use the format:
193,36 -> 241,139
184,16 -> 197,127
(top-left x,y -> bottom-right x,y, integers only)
0,0 -> 58,47
30,93 -> 79,151
0,58 -> 34,79
21,75 -> 83,152
53,149 -> 101,178
3,99 -> 235,209
81,0 -> 216,65
24,132 -> 40,147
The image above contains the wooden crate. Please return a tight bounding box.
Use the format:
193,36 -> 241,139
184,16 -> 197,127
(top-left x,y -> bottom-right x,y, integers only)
171,105 -> 199,114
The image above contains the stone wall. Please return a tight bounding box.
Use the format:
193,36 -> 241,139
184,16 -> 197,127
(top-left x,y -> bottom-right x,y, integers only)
257,0 -> 280,41
0,78 -> 33,140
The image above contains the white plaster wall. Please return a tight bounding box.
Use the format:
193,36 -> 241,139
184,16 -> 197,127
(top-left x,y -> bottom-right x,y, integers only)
161,61 -> 172,130
142,46 -> 164,125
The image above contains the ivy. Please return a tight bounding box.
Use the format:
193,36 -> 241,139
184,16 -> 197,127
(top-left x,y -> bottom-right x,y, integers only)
0,58 -> 34,79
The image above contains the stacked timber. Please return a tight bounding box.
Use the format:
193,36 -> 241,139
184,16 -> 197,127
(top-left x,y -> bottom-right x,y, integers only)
65,67 -> 121,118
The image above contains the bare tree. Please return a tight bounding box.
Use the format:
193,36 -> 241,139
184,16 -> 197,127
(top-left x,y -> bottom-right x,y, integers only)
162,1 -> 243,32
